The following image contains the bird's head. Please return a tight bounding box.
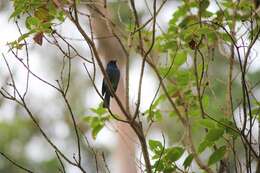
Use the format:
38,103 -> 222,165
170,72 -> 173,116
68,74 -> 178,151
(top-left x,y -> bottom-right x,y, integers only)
108,60 -> 117,65
111,60 -> 117,64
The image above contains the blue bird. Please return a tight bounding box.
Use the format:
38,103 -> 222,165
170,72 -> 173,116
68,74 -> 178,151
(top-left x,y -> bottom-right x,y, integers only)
102,60 -> 120,108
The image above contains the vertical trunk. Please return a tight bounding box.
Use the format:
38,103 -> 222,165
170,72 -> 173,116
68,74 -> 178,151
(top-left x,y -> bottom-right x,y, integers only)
86,2 -> 137,173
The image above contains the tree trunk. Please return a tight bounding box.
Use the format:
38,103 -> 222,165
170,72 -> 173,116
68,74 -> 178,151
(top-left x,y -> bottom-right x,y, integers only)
86,2 -> 137,173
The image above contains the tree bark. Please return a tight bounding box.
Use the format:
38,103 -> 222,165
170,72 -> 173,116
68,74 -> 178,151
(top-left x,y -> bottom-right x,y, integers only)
86,2 -> 137,173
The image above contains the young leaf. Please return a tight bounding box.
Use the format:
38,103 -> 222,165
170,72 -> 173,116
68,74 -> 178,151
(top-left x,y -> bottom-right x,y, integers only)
208,146 -> 226,166
200,0 -> 210,12
166,147 -> 184,162
197,119 -> 216,129
183,154 -> 194,169
174,50 -> 187,67
91,122 -> 104,139
25,16 -> 40,29
205,128 -> 224,142
90,106 -> 107,115
198,140 -> 213,153
83,116 -> 105,139
153,160 -> 164,171
149,140 -> 163,154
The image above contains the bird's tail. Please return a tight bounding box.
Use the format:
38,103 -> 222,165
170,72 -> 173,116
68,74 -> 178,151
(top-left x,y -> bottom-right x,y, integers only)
103,93 -> 110,108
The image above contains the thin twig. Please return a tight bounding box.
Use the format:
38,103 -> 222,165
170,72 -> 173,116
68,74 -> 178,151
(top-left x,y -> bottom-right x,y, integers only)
56,151 -> 66,173
0,152 -> 34,173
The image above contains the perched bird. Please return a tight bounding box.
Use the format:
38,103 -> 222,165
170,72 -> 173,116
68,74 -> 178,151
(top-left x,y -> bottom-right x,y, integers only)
102,60 -> 120,108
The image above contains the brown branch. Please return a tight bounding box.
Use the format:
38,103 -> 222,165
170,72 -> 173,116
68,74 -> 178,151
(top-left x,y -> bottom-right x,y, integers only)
7,47 -> 88,173
56,151 -> 66,173
133,0 -> 157,124
0,152 -> 34,173
133,0 -> 167,34
145,59 -> 186,124
102,152 -> 111,173
57,81 -> 82,165
14,21 -> 30,99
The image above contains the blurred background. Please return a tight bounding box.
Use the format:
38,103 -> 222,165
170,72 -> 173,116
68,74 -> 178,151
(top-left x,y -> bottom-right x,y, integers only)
0,0 -> 260,173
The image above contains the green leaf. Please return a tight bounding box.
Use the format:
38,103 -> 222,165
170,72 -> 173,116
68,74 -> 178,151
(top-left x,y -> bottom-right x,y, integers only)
208,146 -> 226,166
201,10 -> 213,17
166,147 -> 184,162
221,33 -> 232,43
183,154 -> 194,169
35,7 -> 52,21
169,111 -> 176,117
175,70 -> 192,86
200,0 -> 210,12
218,118 -> 239,139
149,140 -> 163,154
154,110 -> 162,121
83,116 -> 105,139
202,95 -> 209,107
179,15 -> 198,29
171,5 -> 189,24
25,16 -> 40,29
92,123 -> 104,139
198,140 -> 213,153
83,105 -> 110,139
164,167 -> 176,173
17,32 -> 33,42
153,160 -> 164,171
174,50 -> 187,67
197,119 -> 216,129
252,107 -> 260,115
90,107 -> 107,115
9,8 -> 22,19
149,95 -> 165,110
205,128 -> 224,142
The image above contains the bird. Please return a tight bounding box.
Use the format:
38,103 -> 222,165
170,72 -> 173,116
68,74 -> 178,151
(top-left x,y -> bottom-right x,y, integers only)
102,60 -> 120,108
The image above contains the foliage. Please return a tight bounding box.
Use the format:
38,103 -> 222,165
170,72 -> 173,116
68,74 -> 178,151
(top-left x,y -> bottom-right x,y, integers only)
9,0 -> 66,48
83,105 -> 110,139
149,139 -> 187,172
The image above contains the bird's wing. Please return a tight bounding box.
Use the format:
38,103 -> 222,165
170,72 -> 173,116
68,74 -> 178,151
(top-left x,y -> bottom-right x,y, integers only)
105,67 -> 119,97
102,78 -> 106,96
114,69 -> 120,91
104,63 -> 120,97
